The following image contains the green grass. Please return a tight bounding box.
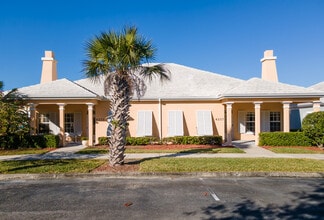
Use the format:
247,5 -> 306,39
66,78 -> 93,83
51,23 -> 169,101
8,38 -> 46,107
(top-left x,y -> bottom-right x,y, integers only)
0,148 -> 53,156
76,146 -> 244,154
266,147 -> 324,154
0,159 -> 105,174
139,158 -> 324,173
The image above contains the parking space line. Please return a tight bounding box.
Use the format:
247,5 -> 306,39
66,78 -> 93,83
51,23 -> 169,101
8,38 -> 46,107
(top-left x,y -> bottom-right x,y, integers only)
199,178 -> 220,201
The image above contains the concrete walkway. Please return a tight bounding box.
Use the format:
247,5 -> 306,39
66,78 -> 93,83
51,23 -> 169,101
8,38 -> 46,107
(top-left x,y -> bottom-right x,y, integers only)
1,141 -> 324,161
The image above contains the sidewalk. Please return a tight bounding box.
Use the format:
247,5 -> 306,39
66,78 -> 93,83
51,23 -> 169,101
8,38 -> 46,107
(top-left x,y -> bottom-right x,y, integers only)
1,141 -> 324,161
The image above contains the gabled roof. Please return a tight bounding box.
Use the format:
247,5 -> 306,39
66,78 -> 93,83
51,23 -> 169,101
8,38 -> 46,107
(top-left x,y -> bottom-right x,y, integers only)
17,78 -> 100,99
223,78 -> 324,98
16,63 -> 324,101
75,63 -> 243,100
309,81 -> 324,91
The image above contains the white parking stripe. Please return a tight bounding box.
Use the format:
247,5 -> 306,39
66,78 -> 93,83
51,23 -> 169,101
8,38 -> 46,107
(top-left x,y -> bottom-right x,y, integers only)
199,178 -> 220,201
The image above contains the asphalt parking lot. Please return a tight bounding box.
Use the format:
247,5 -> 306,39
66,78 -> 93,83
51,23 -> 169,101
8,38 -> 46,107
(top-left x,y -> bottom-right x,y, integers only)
0,176 -> 323,219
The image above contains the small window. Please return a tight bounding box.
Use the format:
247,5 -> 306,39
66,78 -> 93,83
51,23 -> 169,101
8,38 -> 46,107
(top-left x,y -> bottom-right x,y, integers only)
245,112 -> 255,133
65,113 -> 74,133
270,112 -> 281,132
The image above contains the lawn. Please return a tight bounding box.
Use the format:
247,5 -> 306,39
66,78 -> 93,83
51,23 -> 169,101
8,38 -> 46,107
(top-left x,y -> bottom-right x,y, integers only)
1,158 -> 323,174
0,159 -> 105,174
139,158 -> 324,173
0,148 -> 54,156
263,146 -> 324,154
77,145 -> 245,154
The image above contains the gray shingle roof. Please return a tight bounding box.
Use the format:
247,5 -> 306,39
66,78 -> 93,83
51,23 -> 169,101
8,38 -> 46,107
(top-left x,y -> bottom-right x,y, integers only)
16,63 -> 324,101
17,78 -> 99,99
223,78 -> 324,98
309,81 -> 324,91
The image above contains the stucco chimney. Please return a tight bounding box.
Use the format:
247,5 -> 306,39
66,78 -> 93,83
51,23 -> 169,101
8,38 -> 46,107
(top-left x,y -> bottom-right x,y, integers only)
40,51 -> 57,84
260,50 -> 278,82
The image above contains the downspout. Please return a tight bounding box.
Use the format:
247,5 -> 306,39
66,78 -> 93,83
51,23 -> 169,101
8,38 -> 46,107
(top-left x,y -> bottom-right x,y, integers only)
159,98 -> 162,140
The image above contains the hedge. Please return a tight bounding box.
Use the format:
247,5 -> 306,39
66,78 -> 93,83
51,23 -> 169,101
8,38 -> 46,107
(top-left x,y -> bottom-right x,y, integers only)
98,136 -> 222,146
162,136 -> 223,145
0,134 -> 60,149
98,136 -> 158,146
259,132 -> 312,146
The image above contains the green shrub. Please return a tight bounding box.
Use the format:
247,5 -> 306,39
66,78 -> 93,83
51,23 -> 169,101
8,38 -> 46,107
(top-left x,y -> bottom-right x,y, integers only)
98,136 -> 109,145
97,136 -> 158,146
162,136 -> 222,145
302,111 -> 324,148
126,137 -> 158,145
0,134 -> 59,149
259,132 -> 312,146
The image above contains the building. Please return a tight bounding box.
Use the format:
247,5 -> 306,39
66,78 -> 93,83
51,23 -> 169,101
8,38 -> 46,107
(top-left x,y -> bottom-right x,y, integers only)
17,50 -> 324,146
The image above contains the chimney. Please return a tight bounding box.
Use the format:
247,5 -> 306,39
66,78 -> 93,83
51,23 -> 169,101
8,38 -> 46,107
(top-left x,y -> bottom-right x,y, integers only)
40,51 -> 57,84
260,50 -> 278,82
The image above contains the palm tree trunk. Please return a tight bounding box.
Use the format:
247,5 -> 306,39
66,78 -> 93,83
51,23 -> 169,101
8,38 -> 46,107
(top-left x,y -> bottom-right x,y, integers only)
108,74 -> 132,166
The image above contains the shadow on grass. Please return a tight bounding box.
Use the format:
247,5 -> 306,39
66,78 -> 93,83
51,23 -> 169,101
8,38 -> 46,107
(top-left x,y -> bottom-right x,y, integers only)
2,159 -> 71,173
193,181 -> 324,220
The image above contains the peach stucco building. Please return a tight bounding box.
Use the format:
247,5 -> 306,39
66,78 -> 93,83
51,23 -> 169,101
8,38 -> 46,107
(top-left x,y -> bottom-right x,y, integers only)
17,50 -> 324,146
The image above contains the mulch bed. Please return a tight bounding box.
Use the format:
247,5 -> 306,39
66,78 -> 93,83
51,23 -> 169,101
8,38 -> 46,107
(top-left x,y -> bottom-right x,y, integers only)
94,144 -> 233,150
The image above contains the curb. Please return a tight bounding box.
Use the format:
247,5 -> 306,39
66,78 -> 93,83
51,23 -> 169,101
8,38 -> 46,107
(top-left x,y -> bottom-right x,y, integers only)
1,172 -> 324,181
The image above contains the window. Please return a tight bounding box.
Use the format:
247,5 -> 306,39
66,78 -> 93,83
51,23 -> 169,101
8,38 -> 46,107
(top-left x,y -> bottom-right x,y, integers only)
196,110 -> 213,136
168,110 -> 184,136
238,111 -> 255,134
65,113 -> 74,133
137,111 -> 153,137
39,113 -> 50,133
245,112 -> 255,133
270,112 -> 281,132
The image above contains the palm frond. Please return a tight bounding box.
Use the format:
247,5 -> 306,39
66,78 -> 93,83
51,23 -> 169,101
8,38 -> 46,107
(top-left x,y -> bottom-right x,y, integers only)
138,64 -> 170,82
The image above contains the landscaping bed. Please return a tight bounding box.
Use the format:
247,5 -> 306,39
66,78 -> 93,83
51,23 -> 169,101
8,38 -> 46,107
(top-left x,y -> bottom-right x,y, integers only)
78,144 -> 244,154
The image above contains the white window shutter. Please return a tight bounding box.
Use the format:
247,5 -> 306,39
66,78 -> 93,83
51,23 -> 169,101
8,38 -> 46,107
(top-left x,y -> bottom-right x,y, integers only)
74,112 -> 82,135
261,111 -> 270,132
238,111 -> 246,134
137,111 -> 152,137
168,111 -> 183,136
197,110 -> 213,136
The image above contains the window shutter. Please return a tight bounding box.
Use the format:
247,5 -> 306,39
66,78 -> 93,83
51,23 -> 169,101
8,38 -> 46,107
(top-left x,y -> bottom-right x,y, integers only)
137,111 -> 152,137
168,111 -> 183,136
197,110 -> 213,135
74,112 -> 82,135
238,111 -> 246,134
261,111 -> 270,132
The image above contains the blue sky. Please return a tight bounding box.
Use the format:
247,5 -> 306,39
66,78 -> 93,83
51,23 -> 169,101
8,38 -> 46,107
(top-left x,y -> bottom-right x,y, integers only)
0,0 -> 323,90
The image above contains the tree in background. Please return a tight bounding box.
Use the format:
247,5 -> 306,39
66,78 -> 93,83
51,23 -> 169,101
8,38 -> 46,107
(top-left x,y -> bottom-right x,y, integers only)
0,81 -> 29,149
83,27 -> 169,166
302,111 -> 324,149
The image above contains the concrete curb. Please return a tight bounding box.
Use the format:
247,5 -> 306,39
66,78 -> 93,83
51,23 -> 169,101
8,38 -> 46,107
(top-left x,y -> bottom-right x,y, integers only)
1,172 -> 324,181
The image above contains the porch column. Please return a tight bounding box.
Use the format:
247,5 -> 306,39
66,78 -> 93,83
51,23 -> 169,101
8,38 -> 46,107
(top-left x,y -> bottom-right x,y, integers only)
87,103 -> 95,146
225,102 -> 234,146
57,103 -> 66,146
29,103 -> 38,135
254,102 -> 262,145
313,101 -> 321,112
282,101 -> 292,132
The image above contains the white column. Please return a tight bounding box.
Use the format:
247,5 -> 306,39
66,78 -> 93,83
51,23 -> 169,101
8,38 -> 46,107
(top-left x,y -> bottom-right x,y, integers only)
254,102 -> 262,145
57,103 -> 66,146
29,103 -> 38,135
313,101 -> 321,112
225,102 -> 234,145
282,101 -> 292,132
87,103 -> 95,146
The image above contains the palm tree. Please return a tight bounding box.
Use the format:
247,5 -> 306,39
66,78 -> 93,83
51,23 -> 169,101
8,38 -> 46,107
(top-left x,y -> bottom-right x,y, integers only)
83,27 -> 169,166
